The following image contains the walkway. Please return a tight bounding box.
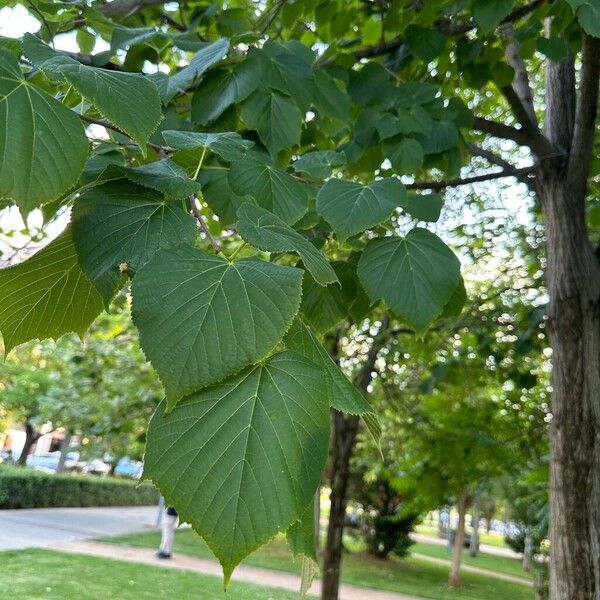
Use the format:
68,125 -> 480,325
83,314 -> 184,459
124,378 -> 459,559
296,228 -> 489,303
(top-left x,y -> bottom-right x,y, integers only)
411,553 -> 532,587
55,540 -> 423,600
410,532 -> 521,559
0,505 -> 158,550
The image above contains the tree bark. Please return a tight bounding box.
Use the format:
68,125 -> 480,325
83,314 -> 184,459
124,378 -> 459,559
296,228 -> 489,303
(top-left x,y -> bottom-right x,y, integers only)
17,421 -> 40,466
55,430 -> 72,473
469,497 -> 480,557
321,318 -> 389,600
538,169 -> 600,600
539,34 -> 600,600
314,487 -> 321,553
523,530 -> 533,572
449,487 -> 469,587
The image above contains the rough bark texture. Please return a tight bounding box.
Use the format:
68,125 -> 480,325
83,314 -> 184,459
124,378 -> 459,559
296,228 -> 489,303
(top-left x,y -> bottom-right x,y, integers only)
17,421 -> 40,466
321,319 -> 389,600
449,488 -> 469,587
539,34 -> 600,600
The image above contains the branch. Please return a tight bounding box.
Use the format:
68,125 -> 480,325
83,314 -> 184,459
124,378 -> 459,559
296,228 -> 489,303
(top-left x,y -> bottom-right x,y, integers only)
498,84 -> 555,158
64,51 -> 125,71
567,34 -> 600,201
100,0 -> 172,18
79,115 -> 167,154
467,143 -> 534,188
405,166 -> 535,191
504,28 -> 537,126
351,0 -> 548,60
188,197 -> 222,253
472,116 -> 533,147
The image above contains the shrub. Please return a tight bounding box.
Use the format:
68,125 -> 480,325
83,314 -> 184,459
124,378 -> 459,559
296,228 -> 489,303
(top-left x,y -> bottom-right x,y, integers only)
0,465 -> 158,509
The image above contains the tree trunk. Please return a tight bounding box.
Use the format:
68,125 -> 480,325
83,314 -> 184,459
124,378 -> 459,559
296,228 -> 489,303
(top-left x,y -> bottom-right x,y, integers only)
17,421 -> 40,466
538,34 -> 600,599
469,497 -> 480,557
55,430 -> 72,473
321,411 -> 360,600
321,318 -> 389,600
448,487 -> 468,587
538,170 -> 600,600
523,530 -> 533,572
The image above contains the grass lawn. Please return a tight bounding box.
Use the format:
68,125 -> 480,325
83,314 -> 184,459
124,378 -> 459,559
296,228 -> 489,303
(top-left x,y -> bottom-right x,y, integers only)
415,524 -> 508,548
104,529 -> 534,600
0,548 -> 298,599
411,542 -> 532,580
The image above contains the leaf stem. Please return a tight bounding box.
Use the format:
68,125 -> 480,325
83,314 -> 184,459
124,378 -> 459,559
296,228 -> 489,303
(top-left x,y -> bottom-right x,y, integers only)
228,242 -> 246,261
188,196 -> 222,253
193,147 -> 208,180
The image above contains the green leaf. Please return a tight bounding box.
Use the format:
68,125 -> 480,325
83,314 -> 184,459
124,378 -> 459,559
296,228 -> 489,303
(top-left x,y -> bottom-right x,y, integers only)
164,38 -> 230,102
316,178 -> 406,240
312,70 -> 351,123
293,151 -> 346,179
405,25 -> 447,62
384,137 -> 424,174
0,229 -> 103,353
0,47 -> 88,211
110,25 -> 159,53
72,180 -> 197,303
241,89 -> 303,155
575,2 -> 600,37
143,350 -> 329,584
473,0 -> 514,33
416,120 -> 459,155
229,154 -> 310,224
23,34 -> 161,151
121,159 -> 202,198
286,503 -> 319,596
198,167 -> 252,226
400,192 -> 444,222
536,37 -> 569,62
162,130 -> 252,162
283,319 -> 376,419
260,42 -> 315,112
131,246 -> 303,406
440,278 -> 467,319
358,229 -> 462,333
236,203 -> 338,285
300,274 -> 348,333
191,54 -> 263,125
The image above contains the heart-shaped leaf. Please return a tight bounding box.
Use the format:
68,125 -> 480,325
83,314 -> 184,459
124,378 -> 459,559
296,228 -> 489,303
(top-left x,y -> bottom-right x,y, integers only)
131,245 -> 303,406
316,178 -> 406,240
357,228 -> 461,333
143,350 -> 329,583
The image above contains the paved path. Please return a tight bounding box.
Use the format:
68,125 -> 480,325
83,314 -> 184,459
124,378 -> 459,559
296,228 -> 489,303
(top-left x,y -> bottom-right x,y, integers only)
0,506 -> 158,550
55,540 -> 423,600
411,553 -> 532,587
410,532 -> 521,559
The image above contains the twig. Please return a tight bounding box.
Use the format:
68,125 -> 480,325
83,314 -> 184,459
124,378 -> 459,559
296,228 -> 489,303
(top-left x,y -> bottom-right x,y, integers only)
405,166 -> 535,191
79,115 -> 168,154
188,197 -> 222,253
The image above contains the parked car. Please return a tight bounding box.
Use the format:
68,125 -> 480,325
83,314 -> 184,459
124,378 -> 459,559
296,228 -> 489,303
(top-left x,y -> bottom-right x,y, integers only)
26,451 -> 79,472
80,458 -> 112,476
114,457 -> 144,479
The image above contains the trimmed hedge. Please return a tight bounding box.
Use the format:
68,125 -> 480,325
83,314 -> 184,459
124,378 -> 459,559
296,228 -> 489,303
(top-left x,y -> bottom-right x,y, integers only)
0,465 -> 159,509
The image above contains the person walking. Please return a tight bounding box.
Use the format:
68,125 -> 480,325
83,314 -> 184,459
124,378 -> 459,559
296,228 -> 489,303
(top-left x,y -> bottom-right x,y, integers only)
156,506 -> 178,559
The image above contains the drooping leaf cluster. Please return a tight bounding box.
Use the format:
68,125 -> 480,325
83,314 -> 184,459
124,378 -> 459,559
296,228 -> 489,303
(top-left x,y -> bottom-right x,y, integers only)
0,0 -> 593,584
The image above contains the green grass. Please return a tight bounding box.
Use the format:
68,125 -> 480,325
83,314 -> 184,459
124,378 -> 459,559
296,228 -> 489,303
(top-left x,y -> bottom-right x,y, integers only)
411,542 -> 532,580
0,548 -> 298,599
415,524 -> 508,548
104,529 -> 534,600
